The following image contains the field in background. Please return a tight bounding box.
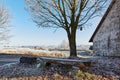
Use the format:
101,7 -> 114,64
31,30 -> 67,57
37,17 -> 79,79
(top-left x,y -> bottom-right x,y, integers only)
0,47 -> 69,57
0,47 -> 93,57
0,47 -> 92,66
0,47 -> 67,66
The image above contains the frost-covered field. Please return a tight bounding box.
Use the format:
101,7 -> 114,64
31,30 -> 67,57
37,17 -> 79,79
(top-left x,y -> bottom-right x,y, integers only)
0,47 -> 69,57
0,56 -> 120,80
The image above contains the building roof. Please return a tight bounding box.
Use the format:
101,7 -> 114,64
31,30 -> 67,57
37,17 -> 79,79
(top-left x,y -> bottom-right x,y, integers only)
89,0 -> 116,42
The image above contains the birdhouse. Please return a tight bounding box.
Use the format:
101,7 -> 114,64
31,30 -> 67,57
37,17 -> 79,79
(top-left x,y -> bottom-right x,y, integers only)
80,27 -> 82,31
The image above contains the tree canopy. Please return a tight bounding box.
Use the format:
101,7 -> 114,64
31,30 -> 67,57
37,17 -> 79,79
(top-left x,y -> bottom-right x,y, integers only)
25,0 -> 108,29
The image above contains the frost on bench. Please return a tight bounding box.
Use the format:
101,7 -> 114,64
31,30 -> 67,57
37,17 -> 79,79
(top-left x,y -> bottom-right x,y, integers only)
39,57 -> 91,69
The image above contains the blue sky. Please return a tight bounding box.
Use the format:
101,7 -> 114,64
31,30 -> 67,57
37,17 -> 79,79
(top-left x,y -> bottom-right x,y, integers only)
2,0 -> 103,46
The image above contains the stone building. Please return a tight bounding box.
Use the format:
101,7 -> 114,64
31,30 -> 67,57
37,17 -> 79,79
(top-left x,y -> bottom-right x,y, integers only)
89,0 -> 120,56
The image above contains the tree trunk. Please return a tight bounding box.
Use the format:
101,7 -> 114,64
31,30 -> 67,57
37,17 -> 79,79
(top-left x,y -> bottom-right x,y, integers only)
67,30 -> 77,57
69,40 -> 77,56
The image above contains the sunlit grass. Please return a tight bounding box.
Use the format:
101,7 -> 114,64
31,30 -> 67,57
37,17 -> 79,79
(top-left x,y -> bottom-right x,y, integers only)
0,47 -> 69,58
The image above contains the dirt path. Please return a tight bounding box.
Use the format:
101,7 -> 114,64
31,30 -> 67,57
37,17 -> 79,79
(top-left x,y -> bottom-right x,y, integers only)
0,54 -> 36,66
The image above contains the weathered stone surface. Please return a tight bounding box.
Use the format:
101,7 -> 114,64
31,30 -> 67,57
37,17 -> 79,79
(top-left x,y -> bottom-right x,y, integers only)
93,0 -> 120,56
20,57 -> 37,64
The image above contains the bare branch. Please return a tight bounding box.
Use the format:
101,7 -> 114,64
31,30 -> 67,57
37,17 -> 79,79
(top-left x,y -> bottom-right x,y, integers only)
0,6 -> 12,43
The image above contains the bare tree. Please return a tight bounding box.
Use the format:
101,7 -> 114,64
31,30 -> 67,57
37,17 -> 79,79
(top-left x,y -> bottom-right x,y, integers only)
59,40 -> 69,49
0,6 -> 11,45
25,0 -> 108,57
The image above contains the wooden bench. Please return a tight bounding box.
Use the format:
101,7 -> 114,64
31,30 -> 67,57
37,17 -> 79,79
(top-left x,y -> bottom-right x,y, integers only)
39,57 -> 92,69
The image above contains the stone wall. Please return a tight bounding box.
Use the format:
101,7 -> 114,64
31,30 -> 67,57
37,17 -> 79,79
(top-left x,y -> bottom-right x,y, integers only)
93,0 -> 120,56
